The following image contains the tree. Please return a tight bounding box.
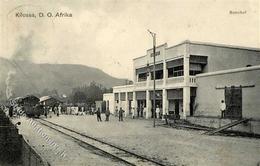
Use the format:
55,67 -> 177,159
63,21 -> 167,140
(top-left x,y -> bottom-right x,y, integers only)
68,82 -> 110,106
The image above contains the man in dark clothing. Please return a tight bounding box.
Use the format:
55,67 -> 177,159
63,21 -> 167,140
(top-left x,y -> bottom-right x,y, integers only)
9,106 -> 13,118
118,107 -> 124,121
105,108 -> 110,121
96,108 -> 102,122
137,107 -> 140,117
44,106 -> 48,118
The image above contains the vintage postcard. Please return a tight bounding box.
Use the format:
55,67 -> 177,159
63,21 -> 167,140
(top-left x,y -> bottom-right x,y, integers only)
0,0 -> 259,166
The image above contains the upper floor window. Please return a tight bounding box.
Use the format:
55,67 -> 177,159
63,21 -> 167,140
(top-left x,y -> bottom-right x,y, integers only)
150,70 -> 163,80
168,65 -> 184,77
138,73 -> 147,82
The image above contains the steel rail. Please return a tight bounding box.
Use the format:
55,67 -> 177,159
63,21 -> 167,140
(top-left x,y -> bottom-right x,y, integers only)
37,118 -> 168,166
36,119 -> 135,166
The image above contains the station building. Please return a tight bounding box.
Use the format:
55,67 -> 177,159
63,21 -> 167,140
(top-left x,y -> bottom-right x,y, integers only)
103,40 -> 260,133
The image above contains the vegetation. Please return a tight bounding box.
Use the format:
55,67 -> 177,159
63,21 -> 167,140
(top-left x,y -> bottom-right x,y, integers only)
68,81 -> 112,105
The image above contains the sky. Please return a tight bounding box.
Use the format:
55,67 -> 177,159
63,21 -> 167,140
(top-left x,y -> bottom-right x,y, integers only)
0,0 -> 259,80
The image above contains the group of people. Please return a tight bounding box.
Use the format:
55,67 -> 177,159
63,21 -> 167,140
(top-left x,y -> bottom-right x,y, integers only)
95,107 -> 125,122
136,105 -> 163,119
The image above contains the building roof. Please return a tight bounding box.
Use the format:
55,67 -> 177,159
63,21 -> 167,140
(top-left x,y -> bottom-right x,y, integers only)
134,40 -> 260,61
39,96 -> 52,102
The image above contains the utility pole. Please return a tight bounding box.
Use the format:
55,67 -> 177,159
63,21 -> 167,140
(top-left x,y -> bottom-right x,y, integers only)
148,29 -> 156,128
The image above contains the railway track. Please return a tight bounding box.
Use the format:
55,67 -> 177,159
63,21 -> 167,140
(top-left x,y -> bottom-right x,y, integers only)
36,118 -> 168,166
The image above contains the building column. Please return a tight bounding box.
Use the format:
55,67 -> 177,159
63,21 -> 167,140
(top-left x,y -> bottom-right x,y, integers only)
132,91 -> 137,117
112,93 -> 116,114
146,90 -> 151,119
118,92 -> 121,109
125,92 -> 129,117
162,56 -> 168,118
162,89 -> 168,119
183,42 -> 190,119
111,94 -> 115,114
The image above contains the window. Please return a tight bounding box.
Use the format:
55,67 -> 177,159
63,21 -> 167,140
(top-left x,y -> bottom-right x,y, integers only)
150,70 -> 163,80
168,68 -> 174,77
168,66 -> 184,77
167,66 -> 184,77
173,66 -> 183,77
138,73 -> 147,82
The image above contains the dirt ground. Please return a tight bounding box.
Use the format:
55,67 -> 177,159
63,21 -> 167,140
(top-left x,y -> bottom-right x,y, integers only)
45,114 -> 260,166
12,116 -> 126,166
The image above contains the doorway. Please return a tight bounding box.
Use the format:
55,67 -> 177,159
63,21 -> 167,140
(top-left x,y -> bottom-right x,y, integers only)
137,100 -> 146,117
168,99 -> 181,119
151,100 -> 162,118
225,86 -> 242,119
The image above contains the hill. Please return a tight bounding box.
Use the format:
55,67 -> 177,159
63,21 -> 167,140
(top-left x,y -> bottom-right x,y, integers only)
0,57 -> 127,100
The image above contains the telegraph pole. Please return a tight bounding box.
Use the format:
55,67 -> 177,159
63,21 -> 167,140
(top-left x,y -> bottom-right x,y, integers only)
148,29 -> 156,128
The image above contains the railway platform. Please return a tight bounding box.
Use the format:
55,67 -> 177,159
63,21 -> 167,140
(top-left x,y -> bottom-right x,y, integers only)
12,114 -> 260,166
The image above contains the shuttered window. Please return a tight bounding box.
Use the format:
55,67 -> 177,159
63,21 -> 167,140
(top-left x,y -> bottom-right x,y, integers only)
128,92 -> 133,100
115,93 -> 119,100
120,93 -> 126,101
167,89 -> 183,100
166,59 -> 183,68
136,91 -> 146,100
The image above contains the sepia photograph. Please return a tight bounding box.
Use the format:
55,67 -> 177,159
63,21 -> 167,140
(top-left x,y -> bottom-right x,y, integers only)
0,0 -> 259,165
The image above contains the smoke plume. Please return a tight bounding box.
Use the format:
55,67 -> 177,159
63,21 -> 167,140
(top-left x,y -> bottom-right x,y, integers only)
5,70 -> 17,99
11,32 -> 35,62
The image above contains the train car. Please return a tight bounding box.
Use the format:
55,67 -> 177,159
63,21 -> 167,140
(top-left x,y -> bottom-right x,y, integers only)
20,95 -> 44,118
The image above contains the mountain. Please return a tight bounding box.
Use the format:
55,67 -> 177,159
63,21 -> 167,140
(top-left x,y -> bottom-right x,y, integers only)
0,57 -> 127,100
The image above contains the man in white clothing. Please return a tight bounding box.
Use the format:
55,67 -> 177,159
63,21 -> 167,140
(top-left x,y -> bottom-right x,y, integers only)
220,100 -> 226,118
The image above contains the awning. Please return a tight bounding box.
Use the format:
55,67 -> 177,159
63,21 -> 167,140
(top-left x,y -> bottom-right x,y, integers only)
136,63 -> 163,75
166,58 -> 183,68
190,63 -> 202,71
167,89 -> 183,100
190,55 -> 208,64
136,91 -> 146,100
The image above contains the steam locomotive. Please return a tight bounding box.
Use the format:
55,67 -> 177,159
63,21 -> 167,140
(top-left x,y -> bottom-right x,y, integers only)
11,95 -> 44,118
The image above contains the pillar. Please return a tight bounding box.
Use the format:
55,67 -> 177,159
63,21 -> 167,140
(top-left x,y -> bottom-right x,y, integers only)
145,68 -> 151,119
132,91 -> 137,117
183,87 -> 190,118
146,90 -> 151,119
125,92 -> 129,117
118,92 -> 121,109
112,94 -> 115,114
183,41 -> 190,119
162,55 -> 168,118
162,89 -> 168,119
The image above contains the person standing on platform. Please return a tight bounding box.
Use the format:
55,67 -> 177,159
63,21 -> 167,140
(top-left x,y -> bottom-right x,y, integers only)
44,106 -> 48,118
96,108 -> 102,122
105,108 -> 110,121
115,107 -> 118,117
58,104 -> 61,116
156,105 -> 160,119
220,100 -> 226,118
119,107 -> 125,121
137,105 -> 140,117
131,107 -> 135,119
9,106 -> 13,118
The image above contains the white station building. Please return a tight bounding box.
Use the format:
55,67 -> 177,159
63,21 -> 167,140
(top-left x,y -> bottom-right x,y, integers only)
103,40 -> 260,134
